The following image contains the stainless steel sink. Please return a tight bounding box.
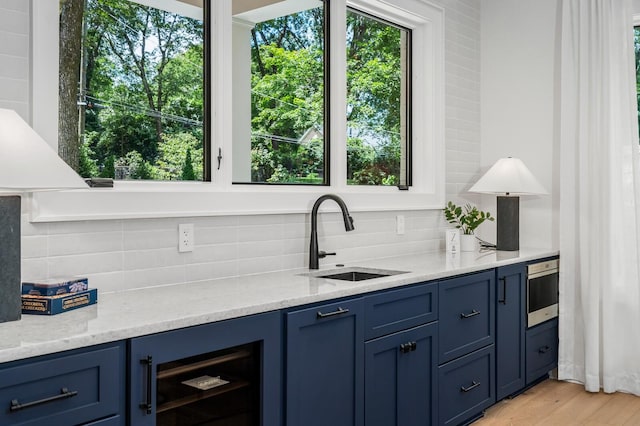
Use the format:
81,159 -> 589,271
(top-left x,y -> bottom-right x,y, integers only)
307,267 -> 407,282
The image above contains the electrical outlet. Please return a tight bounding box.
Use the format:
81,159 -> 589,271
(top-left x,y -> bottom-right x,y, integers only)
178,223 -> 194,252
396,215 -> 405,235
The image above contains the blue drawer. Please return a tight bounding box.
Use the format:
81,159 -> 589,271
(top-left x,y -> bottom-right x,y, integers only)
364,282 -> 438,340
526,318 -> 558,384
438,345 -> 495,426
0,343 -> 124,426
439,271 -> 495,363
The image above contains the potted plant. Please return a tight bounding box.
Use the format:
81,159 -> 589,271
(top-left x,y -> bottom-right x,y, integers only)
443,201 -> 494,251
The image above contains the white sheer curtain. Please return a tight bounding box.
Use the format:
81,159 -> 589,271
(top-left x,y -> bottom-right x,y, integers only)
559,0 -> 640,395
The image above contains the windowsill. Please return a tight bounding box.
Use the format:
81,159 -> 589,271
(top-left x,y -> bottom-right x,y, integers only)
30,181 -> 444,222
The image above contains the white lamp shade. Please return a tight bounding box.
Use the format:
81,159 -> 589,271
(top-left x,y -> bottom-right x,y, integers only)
0,108 -> 87,192
469,157 -> 547,195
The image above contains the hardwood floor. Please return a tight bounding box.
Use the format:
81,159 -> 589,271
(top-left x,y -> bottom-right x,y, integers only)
472,379 -> 640,425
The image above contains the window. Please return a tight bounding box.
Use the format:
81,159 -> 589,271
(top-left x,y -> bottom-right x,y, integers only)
232,0 -> 326,185
33,0 -> 444,220
346,8 -> 411,187
58,0 -> 209,181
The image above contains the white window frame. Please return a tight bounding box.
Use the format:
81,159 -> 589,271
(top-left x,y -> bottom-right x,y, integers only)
30,0 -> 444,222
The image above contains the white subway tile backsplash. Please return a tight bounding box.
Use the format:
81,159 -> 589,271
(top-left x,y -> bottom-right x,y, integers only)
123,229 -> 175,251
0,31 -> 28,58
48,232 -> 123,256
48,252 -> 123,277
0,0 -> 28,12
123,248 -> 183,271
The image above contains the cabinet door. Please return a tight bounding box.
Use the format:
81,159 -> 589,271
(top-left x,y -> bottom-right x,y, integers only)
526,318 -> 558,385
439,271 -> 495,363
365,322 -> 438,426
438,345 -> 495,426
129,311 -> 282,426
496,263 -> 526,400
0,343 -> 125,426
286,298 -> 364,426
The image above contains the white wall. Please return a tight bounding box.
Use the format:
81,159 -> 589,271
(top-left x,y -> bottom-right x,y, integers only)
480,0 -> 560,249
0,0 -> 483,292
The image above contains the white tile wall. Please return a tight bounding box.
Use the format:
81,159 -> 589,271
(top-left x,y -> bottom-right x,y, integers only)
4,0 -> 483,293
0,0 -> 29,119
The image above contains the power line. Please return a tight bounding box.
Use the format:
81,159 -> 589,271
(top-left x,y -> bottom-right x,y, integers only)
84,95 -> 202,126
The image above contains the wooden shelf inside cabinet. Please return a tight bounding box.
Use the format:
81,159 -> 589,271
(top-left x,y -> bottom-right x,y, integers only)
156,379 -> 250,414
157,349 -> 252,380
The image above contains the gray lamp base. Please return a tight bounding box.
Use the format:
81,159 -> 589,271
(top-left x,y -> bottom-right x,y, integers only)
497,196 -> 519,251
0,196 -> 21,323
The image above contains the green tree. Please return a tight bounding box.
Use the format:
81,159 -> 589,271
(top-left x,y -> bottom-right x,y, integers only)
100,154 -> 116,178
155,132 -> 202,181
181,148 -> 196,180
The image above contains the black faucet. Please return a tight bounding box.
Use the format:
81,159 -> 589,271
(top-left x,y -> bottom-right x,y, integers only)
309,194 -> 355,269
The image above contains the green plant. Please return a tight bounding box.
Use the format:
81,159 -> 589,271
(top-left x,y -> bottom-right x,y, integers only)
443,201 -> 494,235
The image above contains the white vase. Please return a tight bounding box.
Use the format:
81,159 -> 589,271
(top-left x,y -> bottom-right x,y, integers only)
460,234 -> 477,252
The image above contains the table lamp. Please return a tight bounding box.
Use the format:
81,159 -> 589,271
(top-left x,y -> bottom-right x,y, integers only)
0,108 -> 87,323
468,157 -> 547,251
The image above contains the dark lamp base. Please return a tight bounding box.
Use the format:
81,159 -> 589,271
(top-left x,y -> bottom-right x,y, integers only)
496,196 -> 519,251
0,196 -> 21,323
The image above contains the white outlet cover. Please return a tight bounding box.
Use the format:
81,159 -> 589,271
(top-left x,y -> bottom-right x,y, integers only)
178,223 -> 194,252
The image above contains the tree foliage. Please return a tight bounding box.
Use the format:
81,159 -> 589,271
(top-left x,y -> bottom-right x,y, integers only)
249,6 -> 406,185
59,0 -> 204,181
59,0 -> 406,184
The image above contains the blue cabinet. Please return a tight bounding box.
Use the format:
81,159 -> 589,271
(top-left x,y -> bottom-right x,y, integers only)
129,311 -> 282,426
495,263 -> 526,400
364,282 -> 438,340
438,345 -> 495,426
438,271 -> 495,364
285,298 -> 364,426
438,270 -> 496,425
526,318 -> 558,385
0,342 -> 125,426
365,322 -> 438,426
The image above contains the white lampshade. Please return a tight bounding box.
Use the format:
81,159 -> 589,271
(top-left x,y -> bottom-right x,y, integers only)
0,108 -> 87,192
468,157 -> 547,195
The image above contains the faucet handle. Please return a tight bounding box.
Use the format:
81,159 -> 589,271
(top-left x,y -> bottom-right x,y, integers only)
318,251 -> 336,259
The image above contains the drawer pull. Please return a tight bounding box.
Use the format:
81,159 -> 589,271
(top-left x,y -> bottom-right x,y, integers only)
399,341 -> 417,353
460,309 -> 480,319
10,387 -> 78,412
139,355 -> 153,415
317,307 -> 349,319
460,381 -> 481,393
538,345 -> 552,354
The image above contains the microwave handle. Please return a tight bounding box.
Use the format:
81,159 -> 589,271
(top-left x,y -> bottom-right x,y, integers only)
498,277 -> 506,304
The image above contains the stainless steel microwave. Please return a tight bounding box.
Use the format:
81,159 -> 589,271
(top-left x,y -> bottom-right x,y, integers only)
527,259 -> 559,328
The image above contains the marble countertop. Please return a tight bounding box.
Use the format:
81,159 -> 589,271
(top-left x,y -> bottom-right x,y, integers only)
0,248 -> 557,364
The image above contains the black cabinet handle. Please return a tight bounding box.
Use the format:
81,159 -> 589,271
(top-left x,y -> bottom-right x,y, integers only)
460,381 -> 481,393
399,341 -> 417,354
139,355 -> 153,415
460,309 -> 480,319
538,345 -> 552,354
10,387 -> 78,412
317,307 -> 349,319
498,277 -> 507,304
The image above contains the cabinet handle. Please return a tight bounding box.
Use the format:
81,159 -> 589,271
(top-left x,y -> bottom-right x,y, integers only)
460,381 -> 481,393
139,355 -> 153,415
317,307 -> 349,319
460,309 -> 480,319
538,345 -> 552,354
498,277 -> 507,304
10,387 -> 78,412
399,341 -> 417,354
